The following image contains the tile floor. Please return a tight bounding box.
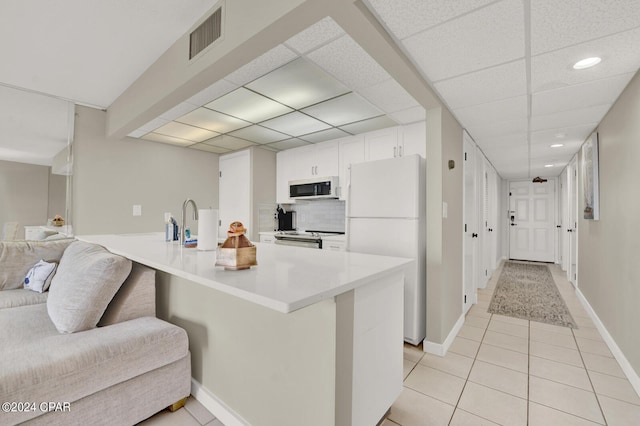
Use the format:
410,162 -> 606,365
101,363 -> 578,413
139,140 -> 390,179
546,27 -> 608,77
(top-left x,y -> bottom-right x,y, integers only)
384,261 -> 640,426
141,261 -> 640,425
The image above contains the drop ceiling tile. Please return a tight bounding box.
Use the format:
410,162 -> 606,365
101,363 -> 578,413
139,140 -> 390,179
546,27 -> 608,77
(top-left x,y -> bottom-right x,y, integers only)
306,35 -> 391,90
389,106 -> 426,124
339,115 -> 398,134
434,60 -> 526,109
153,121 -> 219,142
402,0 -> 524,81
465,118 -> 528,139
257,144 -> 280,152
484,144 -> 529,162
260,111 -> 331,136
206,87 -> 293,122
189,143 -> 231,154
357,78 -> 419,113
224,45 -> 298,86
140,132 -> 195,146
475,133 -> 528,151
159,102 -> 199,121
530,124 -> 596,146
301,93 -> 382,126
284,17 -> 345,54
366,0 -> 496,40
531,0 -> 640,55
299,128 -> 350,143
185,79 -> 237,107
531,28 -> 640,93
530,104 -> 611,132
204,135 -> 256,150
454,96 -> 527,129
267,138 -> 310,150
530,143 -> 582,160
246,58 -> 349,109
135,117 -> 171,134
176,108 -> 251,133
229,125 -> 289,144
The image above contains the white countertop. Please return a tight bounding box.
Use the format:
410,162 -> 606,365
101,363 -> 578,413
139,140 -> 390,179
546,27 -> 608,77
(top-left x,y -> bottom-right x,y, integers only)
77,233 -> 411,314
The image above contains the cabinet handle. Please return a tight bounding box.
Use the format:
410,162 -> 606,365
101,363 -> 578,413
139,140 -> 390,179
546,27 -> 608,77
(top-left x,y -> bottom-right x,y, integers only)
393,147 -> 397,157
399,145 -> 403,157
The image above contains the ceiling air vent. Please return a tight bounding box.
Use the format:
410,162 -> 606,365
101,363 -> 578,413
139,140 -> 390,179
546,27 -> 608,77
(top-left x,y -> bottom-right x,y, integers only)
189,7 -> 222,60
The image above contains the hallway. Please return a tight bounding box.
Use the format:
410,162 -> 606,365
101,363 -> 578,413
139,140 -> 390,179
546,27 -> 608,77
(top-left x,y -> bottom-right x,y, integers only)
386,261 -> 640,425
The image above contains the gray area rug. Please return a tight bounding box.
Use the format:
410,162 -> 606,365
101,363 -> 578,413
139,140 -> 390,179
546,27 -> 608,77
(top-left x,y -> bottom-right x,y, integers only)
488,261 -> 577,328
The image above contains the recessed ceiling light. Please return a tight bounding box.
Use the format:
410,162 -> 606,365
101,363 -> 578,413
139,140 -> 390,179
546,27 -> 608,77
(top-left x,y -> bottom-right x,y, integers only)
544,164 -> 554,168
573,57 -> 601,70
550,143 -> 564,148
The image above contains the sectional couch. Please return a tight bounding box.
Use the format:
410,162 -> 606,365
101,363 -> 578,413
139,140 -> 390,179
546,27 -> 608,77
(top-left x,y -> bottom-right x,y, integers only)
0,239 -> 191,425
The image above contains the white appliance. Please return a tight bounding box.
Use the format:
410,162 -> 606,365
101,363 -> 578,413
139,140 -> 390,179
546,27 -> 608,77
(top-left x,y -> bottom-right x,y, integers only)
347,154 -> 426,345
289,176 -> 339,200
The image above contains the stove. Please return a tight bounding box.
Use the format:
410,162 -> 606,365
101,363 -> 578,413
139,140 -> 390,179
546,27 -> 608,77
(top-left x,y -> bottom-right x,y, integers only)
274,230 -> 345,249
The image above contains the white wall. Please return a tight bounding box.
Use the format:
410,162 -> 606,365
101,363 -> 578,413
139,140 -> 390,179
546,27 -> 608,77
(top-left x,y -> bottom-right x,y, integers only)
73,106 -> 219,235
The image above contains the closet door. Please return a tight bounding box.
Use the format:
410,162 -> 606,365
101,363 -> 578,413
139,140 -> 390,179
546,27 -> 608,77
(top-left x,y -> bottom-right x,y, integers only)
463,134 -> 478,313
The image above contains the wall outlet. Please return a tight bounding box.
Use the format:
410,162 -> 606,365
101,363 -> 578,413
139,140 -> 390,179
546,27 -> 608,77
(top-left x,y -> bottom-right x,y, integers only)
133,204 -> 142,216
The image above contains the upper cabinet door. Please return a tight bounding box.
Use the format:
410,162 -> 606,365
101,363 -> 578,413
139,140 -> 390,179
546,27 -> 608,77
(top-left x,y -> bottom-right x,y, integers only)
401,122 -> 426,158
364,127 -> 400,161
313,140 -> 339,177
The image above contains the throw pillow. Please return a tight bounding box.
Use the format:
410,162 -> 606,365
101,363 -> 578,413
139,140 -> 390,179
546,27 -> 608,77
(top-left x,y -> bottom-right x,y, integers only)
47,241 -> 132,334
24,259 -> 57,293
0,239 -> 74,290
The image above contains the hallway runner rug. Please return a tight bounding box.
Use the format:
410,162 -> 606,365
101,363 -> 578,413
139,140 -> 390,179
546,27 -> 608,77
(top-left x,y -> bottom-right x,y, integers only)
488,261 -> 577,328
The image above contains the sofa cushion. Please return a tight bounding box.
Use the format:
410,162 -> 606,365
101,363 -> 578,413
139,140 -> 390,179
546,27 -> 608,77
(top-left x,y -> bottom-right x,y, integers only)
47,241 -> 132,334
99,263 -> 156,327
0,239 -> 74,291
0,304 -> 189,425
0,289 -> 48,309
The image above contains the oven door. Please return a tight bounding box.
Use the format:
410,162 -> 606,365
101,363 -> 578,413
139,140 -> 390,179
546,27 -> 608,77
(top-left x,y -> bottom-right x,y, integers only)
274,237 -> 321,249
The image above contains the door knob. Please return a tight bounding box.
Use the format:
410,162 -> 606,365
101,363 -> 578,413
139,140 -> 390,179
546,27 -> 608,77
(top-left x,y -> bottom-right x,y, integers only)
567,229 -> 573,233
472,233 -> 478,238
510,223 -> 517,226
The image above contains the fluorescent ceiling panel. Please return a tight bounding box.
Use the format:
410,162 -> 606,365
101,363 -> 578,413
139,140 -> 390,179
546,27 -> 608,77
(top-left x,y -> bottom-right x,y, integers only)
339,115 -> 397,134
260,111 -> 331,136
185,79 -> 237,107
189,143 -> 231,154
141,133 -> 195,146
300,128 -> 351,143
206,87 -> 293,122
229,125 -> 290,144
266,139 -> 310,150
246,58 -> 349,109
177,108 -> 251,133
204,135 -> 256,150
302,93 -> 383,126
159,102 -> 199,121
358,78 -> 420,114
153,121 -> 219,142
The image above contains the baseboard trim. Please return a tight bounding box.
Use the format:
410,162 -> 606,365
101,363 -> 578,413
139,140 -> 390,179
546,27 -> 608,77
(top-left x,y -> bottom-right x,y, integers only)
191,378 -> 249,426
575,289 -> 640,397
423,313 -> 465,356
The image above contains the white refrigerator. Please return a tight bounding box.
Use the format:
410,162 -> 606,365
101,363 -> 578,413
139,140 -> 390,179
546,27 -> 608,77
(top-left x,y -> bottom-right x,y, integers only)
347,154 -> 426,345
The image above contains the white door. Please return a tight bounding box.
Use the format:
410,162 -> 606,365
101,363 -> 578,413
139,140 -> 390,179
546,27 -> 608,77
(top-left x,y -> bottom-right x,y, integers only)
463,135 -> 478,313
219,151 -> 251,239
568,157 -> 578,285
509,179 -> 556,262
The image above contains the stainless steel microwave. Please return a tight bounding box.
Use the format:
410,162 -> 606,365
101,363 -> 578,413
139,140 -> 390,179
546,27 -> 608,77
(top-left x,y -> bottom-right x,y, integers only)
289,176 -> 339,200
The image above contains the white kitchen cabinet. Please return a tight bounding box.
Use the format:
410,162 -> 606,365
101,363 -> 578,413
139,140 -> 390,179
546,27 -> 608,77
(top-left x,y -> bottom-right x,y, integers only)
293,140 -> 339,179
259,232 -> 276,244
276,149 -> 296,204
322,239 -> 346,251
401,121 -> 426,158
364,124 -> 425,161
339,136 -> 365,201
220,147 -> 276,241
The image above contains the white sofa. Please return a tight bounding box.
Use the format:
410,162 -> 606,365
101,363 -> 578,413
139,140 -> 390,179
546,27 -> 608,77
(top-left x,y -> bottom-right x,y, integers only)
0,239 -> 191,426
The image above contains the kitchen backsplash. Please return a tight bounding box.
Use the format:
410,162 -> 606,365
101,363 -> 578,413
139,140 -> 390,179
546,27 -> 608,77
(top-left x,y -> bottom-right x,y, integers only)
292,199 -> 345,232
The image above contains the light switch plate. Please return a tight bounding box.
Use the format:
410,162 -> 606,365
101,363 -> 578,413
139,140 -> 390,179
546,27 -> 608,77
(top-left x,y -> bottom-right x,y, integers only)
133,205 -> 142,216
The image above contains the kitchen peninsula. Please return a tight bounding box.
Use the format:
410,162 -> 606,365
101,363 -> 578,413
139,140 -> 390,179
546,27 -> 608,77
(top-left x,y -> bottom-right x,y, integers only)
78,233 -> 412,426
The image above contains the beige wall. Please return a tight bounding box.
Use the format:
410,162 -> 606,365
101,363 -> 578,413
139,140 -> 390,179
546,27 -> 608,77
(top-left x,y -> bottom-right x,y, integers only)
0,159 -> 64,239
578,71 -> 640,374
73,106 -> 219,235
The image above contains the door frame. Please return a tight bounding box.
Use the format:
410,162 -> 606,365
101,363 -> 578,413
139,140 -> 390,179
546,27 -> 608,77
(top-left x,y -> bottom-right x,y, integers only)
462,133 -> 478,313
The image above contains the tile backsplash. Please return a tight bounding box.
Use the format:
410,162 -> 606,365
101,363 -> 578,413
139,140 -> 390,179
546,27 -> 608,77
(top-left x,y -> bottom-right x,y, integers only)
291,199 -> 345,232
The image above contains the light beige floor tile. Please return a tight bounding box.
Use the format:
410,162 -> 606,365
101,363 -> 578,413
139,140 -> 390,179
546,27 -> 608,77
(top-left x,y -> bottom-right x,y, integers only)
205,420 -> 224,426
528,401 -> 602,426
449,336 -> 481,359
529,355 -> 592,390
530,340 -> 583,367
573,327 -> 605,341
457,381 -> 527,426
404,343 -> 424,363
574,316 -> 597,329
464,315 -> 490,329
529,320 -> 573,335
420,351 -> 474,379
468,360 -> 528,398
476,344 -> 528,373
576,337 -> 614,358
487,319 -> 529,339
490,314 -> 529,327
450,408 -> 500,425
458,324 -> 486,342
403,358 -> 417,380
388,386 -> 455,426
138,407 -> 201,426
529,376 -> 605,424
467,305 -> 492,319
581,352 -> 626,378
598,394 -> 640,426
530,327 -> 578,349
404,364 -> 466,405
483,330 -> 529,354
185,396 -> 216,425
589,370 -> 640,405
380,419 -> 401,426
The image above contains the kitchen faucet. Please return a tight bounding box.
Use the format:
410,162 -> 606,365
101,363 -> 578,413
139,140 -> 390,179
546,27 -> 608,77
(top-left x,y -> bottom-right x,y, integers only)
180,198 -> 199,244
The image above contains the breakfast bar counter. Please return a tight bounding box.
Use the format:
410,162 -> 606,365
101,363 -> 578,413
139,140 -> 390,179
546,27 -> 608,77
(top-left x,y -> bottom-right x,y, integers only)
77,233 -> 412,426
